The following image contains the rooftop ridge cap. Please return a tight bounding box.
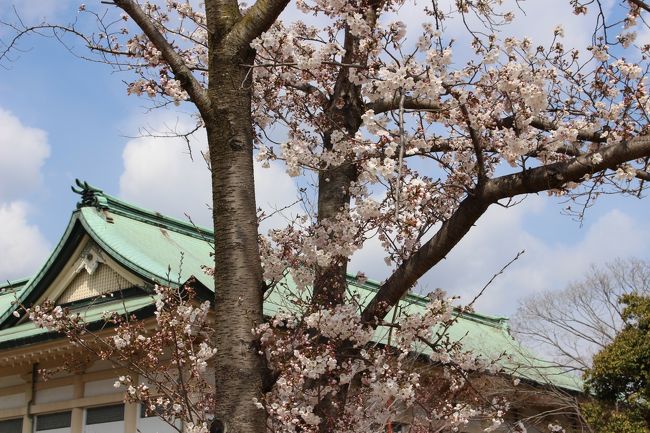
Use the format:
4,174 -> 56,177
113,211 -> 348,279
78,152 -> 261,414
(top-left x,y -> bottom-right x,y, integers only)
73,180 -> 213,241
457,310 -> 510,329
105,194 -> 213,238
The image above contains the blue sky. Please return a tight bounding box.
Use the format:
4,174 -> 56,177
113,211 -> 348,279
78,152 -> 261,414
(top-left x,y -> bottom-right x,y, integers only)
1,0 -> 650,317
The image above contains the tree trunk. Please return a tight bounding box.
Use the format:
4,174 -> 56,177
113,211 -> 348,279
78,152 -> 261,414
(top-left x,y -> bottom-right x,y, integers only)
311,24 -> 366,308
312,141 -> 357,306
207,44 -> 265,433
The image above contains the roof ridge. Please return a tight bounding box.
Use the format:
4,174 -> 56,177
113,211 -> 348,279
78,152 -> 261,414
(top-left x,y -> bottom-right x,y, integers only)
345,274 -> 509,329
72,179 -> 213,241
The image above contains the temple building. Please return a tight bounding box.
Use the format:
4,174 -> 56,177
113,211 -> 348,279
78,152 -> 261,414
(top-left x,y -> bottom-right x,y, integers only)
0,182 -> 581,433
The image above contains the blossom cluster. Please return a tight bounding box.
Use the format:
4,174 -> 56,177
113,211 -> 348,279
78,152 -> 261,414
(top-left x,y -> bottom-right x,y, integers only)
17,285 -> 217,433
63,0 -> 650,278
254,290 -> 507,433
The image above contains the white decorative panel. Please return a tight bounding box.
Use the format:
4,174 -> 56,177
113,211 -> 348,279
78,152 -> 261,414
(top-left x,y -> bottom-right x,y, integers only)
58,263 -> 131,304
138,403 -> 179,433
85,360 -> 114,373
138,416 -> 178,433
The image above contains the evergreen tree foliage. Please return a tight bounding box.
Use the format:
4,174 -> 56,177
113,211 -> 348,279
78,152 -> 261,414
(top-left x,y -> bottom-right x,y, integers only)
583,294 -> 650,433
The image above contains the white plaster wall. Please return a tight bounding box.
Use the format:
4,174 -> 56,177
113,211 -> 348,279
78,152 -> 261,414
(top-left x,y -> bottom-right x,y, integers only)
84,360 -> 114,373
0,374 -> 24,387
35,385 -> 74,404
137,416 -> 178,433
84,379 -> 117,397
0,392 -> 23,409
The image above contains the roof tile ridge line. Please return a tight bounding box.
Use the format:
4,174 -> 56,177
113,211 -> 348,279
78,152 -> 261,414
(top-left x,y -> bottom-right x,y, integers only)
455,310 -> 510,329
95,191 -> 214,240
344,274 -> 510,328
78,213 -> 183,289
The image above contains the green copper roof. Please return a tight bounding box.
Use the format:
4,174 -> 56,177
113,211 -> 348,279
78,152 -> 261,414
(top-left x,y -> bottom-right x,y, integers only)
0,181 -> 582,392
0,295 -> 155,349
264,276 -> 582,392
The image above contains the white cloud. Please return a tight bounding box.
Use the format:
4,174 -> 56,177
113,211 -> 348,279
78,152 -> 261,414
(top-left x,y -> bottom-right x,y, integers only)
0,107 -> 51,282
255,162 -> 302,233
0,201 -> 49,282
425,203 -> 650,316
119,129 -> 213,227
0,107 -> 50,201
0,0 -> 68,23
119,112 -> 298,231
351,197 -> 650,317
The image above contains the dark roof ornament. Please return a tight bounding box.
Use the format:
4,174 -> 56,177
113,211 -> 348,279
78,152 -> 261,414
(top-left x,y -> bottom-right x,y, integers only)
71,179 -> 109,210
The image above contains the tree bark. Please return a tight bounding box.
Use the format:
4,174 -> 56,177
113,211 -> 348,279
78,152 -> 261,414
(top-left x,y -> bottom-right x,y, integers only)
207,10 -> 265,433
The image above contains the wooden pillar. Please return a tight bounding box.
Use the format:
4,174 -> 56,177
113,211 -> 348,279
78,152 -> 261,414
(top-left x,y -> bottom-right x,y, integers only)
22,386 -> 33,433
124,374 -> 138,433
124,402 -> 138,433
70,375 -> 84,433
22,367 -> 35,433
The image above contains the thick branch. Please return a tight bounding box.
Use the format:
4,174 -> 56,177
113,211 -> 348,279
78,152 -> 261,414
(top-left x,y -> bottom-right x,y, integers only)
362,133 -> 650,323
361,194 -> 491,324
483,134 -> 650,200
224,0 -> 290,53
113,0 -> 213,122
636,169 -> 650,181
458,100 -> 487,181
628,0 -> 650,13
367,96 -> 444,114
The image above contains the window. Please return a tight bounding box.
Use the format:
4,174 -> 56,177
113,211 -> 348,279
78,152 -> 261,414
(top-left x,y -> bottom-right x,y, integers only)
0,418 -> 22,433
35,411 -> 71,431
85,404 -> 124,425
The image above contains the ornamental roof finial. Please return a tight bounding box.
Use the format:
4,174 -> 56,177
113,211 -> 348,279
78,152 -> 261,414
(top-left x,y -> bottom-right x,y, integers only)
71,179 -> 109,210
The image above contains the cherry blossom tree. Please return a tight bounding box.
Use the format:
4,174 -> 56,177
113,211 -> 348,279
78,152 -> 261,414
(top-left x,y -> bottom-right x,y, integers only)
4,1 -> 650,433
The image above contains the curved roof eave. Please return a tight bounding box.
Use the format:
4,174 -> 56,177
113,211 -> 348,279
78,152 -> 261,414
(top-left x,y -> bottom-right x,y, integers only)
0,208 -> 181,329
0,211 -> 84,327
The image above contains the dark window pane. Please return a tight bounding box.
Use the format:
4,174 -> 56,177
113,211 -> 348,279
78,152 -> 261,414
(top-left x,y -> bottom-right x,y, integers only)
0,418 -> 23,433
86,404 -> 124,425
36,412 -> 71,430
